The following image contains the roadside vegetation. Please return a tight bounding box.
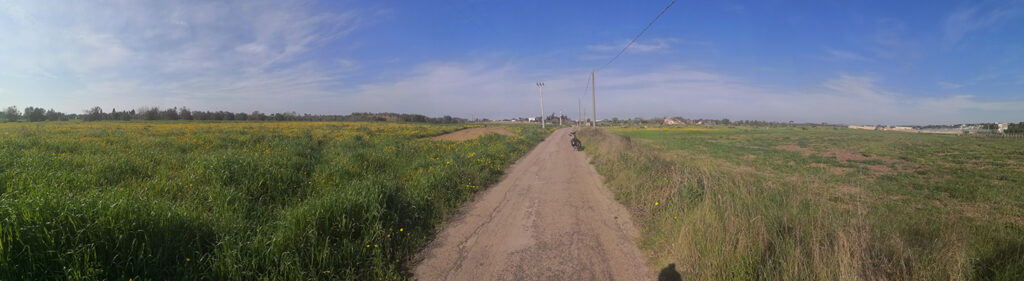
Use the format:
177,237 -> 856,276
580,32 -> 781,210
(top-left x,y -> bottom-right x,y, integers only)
0,121 -> 549,280
578,126 -> 1023,280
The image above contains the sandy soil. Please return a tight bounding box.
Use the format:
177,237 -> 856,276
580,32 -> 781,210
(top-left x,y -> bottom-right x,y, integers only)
414,128 -> 652,281
430,127 -> 515,141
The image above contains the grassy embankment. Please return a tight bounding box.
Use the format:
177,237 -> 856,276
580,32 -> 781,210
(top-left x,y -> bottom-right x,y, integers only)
578,126 -> 1023,280
0,122 -> 550,280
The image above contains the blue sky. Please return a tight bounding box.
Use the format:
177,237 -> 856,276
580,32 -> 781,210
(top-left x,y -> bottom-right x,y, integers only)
1,0 -> 1022,125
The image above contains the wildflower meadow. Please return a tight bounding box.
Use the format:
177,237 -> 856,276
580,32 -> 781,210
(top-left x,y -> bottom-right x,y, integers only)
0,121 -> 549,280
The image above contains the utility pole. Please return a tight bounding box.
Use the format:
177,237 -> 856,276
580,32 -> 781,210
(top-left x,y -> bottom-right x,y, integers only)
591,69 -> 596,127
537,82 -> 545,129
578,97 -> 582,127
559,109 -> 562,126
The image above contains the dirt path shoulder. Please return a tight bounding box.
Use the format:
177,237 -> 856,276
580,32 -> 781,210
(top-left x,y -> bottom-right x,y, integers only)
414,128 -> 652,280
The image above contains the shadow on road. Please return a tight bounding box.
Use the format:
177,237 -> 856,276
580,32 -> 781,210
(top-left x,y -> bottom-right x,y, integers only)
658,263 -> 683,281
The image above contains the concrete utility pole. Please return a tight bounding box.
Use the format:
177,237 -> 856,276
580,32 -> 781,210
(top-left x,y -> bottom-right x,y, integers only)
578,97 -> 582,127
537,82 -> 545,129
558,109 -> 563,126
591,69 -> 596,127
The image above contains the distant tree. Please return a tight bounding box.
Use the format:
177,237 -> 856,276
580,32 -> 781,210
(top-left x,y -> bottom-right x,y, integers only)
84,106 -> 105,121
45,108 -> 65,121
24,106 -> 46,122
160,107 -> 179,120
140,107 -> 159,120
4,106 -> 20,122
179,107 -> 192,120
1007,122 -> 1024,134
250,111 -> 265,121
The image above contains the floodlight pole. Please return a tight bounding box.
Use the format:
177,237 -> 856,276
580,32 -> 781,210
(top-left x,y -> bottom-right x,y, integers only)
537,82 -> 545,129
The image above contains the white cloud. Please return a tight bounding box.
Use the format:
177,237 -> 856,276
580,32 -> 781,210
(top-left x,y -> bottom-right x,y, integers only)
0,0 -> 366,112
337,62 -> 1024,124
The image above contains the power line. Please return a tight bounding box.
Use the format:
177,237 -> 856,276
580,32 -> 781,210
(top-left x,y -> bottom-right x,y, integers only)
574,0 -> 677,125
596,0 -> 678,72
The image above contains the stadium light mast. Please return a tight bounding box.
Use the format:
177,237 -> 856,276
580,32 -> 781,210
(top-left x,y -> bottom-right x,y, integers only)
537,82 -> 545,129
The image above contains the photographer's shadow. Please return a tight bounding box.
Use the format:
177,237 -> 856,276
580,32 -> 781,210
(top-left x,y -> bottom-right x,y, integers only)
658,263 -> 683,281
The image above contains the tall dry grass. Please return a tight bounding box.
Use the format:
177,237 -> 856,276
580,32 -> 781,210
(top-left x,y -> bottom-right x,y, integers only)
578,127 -> 1021,281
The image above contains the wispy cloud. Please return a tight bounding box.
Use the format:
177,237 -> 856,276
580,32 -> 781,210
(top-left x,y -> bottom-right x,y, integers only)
334,61 -> 1024,124
587,38 -> 672,53
0,0 -> 367,112
870,18 -> 922,60
824,48 -> 869,61
944,2 -> 1023,44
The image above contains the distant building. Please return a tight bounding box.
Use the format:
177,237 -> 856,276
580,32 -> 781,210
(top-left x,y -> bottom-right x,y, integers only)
998,123 -> 1009,133
847,125 -> 877,130
663,117 -> 682,125
527,117 -> 536,122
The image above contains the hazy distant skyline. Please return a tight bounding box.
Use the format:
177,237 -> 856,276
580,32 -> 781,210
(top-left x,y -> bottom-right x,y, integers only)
1,0 -> 1022,125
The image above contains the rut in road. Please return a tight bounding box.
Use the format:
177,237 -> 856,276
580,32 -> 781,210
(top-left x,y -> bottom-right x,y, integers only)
414,128 -> 652,280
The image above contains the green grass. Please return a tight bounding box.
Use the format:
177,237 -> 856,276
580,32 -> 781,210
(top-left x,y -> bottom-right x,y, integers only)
0,122 -> 550,280
578,126 -> 1024,281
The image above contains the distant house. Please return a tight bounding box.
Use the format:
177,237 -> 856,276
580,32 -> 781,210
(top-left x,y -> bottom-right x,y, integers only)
527,117 -> 536,122
998,123 -> 1009,133
663,117 -> 682,125
891,126 -> 915,131
847,125 -> 877,130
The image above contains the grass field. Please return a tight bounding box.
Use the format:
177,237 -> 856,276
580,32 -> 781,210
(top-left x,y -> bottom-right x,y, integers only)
0,121 -> 548,280
578,126 -> 1024,281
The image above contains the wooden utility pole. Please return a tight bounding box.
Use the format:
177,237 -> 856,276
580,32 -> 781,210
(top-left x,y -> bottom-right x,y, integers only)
591,69 -> 596,127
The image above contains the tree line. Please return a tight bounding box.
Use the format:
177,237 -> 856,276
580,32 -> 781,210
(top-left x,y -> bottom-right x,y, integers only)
1,106 -> 468,124
1007,122 -> 1024,134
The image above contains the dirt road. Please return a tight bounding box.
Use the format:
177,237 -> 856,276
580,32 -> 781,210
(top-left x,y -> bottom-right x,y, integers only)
414,128 -> 652,280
